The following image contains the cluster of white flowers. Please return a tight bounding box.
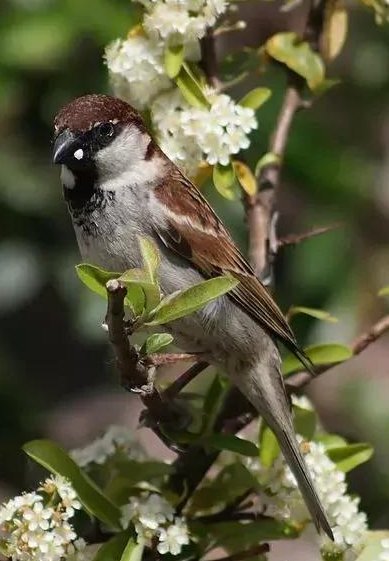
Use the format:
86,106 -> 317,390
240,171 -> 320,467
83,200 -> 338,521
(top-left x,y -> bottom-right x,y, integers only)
247,438 -> 368,560
105,0 -> 258,175
105,36 -> 171,109
152,89 -> 257,174
121,492 -> 190,555
140,0 -> 227,44
0,475 -> 86,561
380,538 -> 389,561
71,425 -> 147,468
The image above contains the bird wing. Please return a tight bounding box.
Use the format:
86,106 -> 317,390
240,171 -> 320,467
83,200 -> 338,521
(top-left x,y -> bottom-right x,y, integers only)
152,171 -> 313,372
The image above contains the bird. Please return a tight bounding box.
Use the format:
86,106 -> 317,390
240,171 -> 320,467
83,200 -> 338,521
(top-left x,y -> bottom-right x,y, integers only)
52,93 -> 333,539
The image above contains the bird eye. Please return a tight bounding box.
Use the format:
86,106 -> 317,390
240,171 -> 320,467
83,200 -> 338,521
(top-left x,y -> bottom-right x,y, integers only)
97,122 -> 115,140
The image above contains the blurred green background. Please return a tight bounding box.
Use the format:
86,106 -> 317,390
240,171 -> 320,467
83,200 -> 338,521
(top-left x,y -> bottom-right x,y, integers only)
1,0 -> 389,531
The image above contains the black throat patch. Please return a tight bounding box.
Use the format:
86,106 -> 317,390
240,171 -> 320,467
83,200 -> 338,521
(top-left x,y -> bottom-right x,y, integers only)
63,167 -> 115,235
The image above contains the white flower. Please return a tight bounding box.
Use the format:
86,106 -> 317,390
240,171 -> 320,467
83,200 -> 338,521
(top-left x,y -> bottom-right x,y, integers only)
157,518 -> 190,555
121,493 -> 174,532
22,501 -> 53,532
151,89 -> 257,173
41,476 -> 81,519
71,425 -> 147,468
143,0 -> 227,43
105,36 -> 171,109
247,437 -> 368,558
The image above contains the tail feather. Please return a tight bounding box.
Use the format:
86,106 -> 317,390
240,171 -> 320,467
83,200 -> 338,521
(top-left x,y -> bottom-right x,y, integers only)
276,426 -> 334,540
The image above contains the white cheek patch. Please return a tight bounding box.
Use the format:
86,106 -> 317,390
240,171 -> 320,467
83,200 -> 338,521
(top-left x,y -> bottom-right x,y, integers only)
74,148 -> 84,160
60,165 -> 76,189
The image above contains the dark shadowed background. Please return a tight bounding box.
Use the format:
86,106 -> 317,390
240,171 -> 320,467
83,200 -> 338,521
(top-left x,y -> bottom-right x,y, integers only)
1,0 -> 389,538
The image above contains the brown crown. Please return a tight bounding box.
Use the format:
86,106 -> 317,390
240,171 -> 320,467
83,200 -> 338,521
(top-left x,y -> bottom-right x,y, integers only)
54,94 -> 143,134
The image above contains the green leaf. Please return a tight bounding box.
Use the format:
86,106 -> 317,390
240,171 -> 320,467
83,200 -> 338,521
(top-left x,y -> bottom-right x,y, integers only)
76,264 -> 120,299
93,532 -> 132,561
188,463 -> 258,515
378,285 -> 389,297
176,63 -> 209,108
120,538 -> 144,561
138,237 -> 160,283
118,269 -> 161,314
164,43 -> 184,78
327,443 -> 373,472
293,405 -> 317,440
266,32 -> 325,90
194,519 -> 298,552
254,152 -> 280,177
213,162 -> 236,200
116,460 -> 173,484
315,433 -> 347,450
146,276 -> 239,326
200,374 -> 229,435
23,440 -> 121,529
282,343 -> 352,376
288,306 -> 338,323
140,333 -> 174,355
239,87 -> 271,110
258,423 -> 280,468
203,434 -> 259,457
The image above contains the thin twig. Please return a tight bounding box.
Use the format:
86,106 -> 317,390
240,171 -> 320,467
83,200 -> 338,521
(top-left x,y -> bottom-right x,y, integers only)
277,222 -> 342,249
148,352 -> 204,366
286,313 -> 389,391
163,362 -> 209,400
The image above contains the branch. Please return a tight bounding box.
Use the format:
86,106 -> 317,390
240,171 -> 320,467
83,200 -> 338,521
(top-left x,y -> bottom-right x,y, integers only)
286,313 -> 389,391
200,28 -> 220,88
106,280 -> 180,427
277,222 -> 342,249
244,0 -> 327,279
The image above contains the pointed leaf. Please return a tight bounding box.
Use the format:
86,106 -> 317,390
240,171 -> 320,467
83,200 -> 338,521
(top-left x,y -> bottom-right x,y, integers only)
203,434 -> 259,457
288,306 -> 338,323
213,162 -> 236,200
176,63 -> 209,108
266,32 -> 325,90
120,538 -> 144,561
254,152 -> 280,177
23,440 -> 121,529
164,43 -> 184,78
239,87 -> 271,110
201,373 -> 229,435
76,264 -> 120,299
315,433 -> 347,450
378,285 -> 389,297
327,443 -> 373,472
146,276 -> 239,326
259,422 -> 280,468
323,3 -> 348,60
188,463 -> 258,515
233,161 -> 257,196
140,333 -> 174,355
138,237 -> 160,283
93,532 -> 132,561
282,343 -> 352,376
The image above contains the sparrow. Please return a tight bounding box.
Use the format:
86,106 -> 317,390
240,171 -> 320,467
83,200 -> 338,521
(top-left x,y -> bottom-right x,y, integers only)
53,93 -> 333,539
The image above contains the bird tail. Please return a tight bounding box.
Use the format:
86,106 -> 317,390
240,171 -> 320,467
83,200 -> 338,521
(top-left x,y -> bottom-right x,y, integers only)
231,361 -> 333,540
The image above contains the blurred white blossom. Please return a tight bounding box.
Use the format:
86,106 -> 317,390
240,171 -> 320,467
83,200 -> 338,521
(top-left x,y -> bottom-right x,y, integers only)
380,538 -> 389,561
121,493 -> 190,556
105,36 -> 171,109
139,0 -> 227,44
0,476 -> 84,561
71,425 -> 147,468
247,438 -> 367,560
152,89 -> 257,174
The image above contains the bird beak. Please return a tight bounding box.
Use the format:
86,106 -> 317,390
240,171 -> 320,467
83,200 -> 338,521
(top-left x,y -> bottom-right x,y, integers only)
53,129 -> 79,165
